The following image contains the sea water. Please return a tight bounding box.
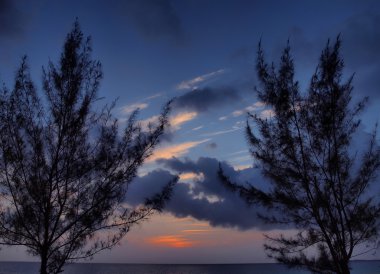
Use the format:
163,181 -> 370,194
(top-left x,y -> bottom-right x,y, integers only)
0,261 -> 379,274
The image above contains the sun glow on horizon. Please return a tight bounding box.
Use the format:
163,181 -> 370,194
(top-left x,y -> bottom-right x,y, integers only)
146,235 -> 196,248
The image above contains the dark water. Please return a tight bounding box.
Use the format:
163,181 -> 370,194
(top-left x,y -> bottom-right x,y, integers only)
0,261 -> 379,274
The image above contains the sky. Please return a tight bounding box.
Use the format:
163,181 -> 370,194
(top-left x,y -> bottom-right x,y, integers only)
0,0 -> 380,264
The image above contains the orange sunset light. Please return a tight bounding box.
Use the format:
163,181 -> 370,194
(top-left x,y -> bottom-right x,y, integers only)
147,235 -> 196,248
181,229 -> 214,234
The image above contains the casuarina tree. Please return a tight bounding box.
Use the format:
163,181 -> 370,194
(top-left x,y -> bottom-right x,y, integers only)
0,22 -> 177,274
220,38 -> 380,274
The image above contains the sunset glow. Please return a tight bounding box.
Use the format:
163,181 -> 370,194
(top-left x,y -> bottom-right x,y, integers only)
147,235 -> 196,248
0,0 -> 379,267
148,139 -> 210,162
178,172 -> 204,181
170,111 -> 198,129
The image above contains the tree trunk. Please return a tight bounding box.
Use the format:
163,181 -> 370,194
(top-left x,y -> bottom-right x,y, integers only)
40,249 -> 48,274
337,260 -> 350,274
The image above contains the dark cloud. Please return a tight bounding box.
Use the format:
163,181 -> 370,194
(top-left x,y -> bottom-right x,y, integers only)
124,0 -> 183,43
156,157 -> 201,173
127,126 -> 378,230
340,12 -> 380,99
173,86 -> 241,113
125,169 -> 175,205
287,27 -> 320,66
280,12 -> 380,99
0,0 -> 25,39
206,142 -> 217,149
341,12 -> 380,67
129,157 -> 280,230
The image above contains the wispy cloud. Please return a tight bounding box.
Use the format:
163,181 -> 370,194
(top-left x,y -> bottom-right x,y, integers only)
260,109 -> 275,119
192,125 -> 203,131
201,127 -> 242,137
148,139 -> 210,162
229,155 -> 252,164
176,69 -> 225,90
232,110 -> 244,117
140,111 -> 197,132
121,102 -> 149,114
170,111 -> 197,129
120,93 -> 163,116
139,115 -> 160,130
144,92 -> 163,101
227,150 -> 249,156
231,101 -> 265,118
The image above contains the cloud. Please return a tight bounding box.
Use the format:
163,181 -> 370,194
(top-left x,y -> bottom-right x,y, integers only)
227,150 -> 249,156
341,12 -> 380,67
201,127 -> 242,137
148,139 -> 210,162
259,109 -> 275,119
206,142 -> 217,149
339,12 -> 380,99
129,157 -> 278,230
124,0 -> 183,43
156,157 -> 201,173
121,102 -> 149,114
144,93 -> 163,101
231,101 -> 266,118
232,110 -> 244,117
192,125 -> 203,131
285,13 -> 380,99
176,69 -> 225,90
173,86 -> 241,113
138,115 -> 161,131
170,111 -> 197,129
125,169 -> 175,205
179,172 -> 204,182
138,111 -> 197,142
212,101 -> 267,123
0,0 -> 26,39
233,164 -> 252,171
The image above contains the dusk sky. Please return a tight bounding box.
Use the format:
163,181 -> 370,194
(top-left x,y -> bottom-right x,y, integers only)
0,0 -> 380,264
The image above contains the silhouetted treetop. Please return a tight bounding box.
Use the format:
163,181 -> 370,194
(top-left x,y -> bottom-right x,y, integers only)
0,21 -> 176,274
221,37 -> 380,274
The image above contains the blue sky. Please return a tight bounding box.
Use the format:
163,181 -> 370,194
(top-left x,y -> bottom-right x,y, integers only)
0,0 -> 379,263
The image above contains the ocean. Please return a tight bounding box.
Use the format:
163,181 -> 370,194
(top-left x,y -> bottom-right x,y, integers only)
0,261 -> 379,274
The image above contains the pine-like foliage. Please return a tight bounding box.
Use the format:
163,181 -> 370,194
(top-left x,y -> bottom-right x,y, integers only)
221,38 -> 380,274
0,22 -> 176,274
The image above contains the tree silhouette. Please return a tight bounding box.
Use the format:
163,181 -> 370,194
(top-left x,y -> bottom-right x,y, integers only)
0,22 -> 176,274
220,38 -> 380,274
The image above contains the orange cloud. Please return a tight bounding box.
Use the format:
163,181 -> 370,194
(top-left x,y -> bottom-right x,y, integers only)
179,172 -> 204,181
147,235 -> 195,248
233,164 -> 251,171
148,139 -> 210,162
170,112 -> 197,129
